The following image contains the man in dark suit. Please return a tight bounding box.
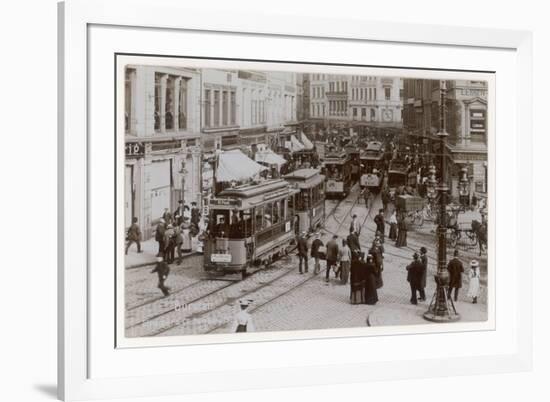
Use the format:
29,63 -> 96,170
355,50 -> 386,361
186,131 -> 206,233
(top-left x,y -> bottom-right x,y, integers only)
155,218 -> 166,257
297,231 -> 309,274
125,217 -> 142,254
325,235 -> 339,282
151,256 -> 170,296
374,209 -> 385,243
173,200 -> 185,226
406,253 -> 424,305
310,232 -> 324,275
447,249 -> 465,301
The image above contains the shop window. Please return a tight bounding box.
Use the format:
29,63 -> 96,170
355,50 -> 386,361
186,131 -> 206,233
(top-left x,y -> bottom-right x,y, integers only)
204,89 -> 211,127
213,90 -> 220,127
154,73 -> 161,131
230,91 -> 236,125
178,79 -> 187,130
222,91 -> 228,126
165,77 -> 174,130
124,69 -> 134,133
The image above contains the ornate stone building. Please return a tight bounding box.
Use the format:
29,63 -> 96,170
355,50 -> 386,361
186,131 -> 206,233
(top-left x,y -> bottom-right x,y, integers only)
306,74 -> 402,126
403,79 -> 488,199
124,65 -> 202,238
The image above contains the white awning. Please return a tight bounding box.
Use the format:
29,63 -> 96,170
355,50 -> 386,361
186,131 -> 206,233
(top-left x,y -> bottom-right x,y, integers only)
300,132 -> 314,150
290,135 -> 305,152
255,149 -> 287,167
216,149 -> 268,182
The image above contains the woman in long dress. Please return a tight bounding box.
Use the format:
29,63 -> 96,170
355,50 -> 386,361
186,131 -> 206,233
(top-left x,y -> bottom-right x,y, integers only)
350,253 -> 365,304
181,217 -> 192,253
467,260 -> 481,304
363,254 -> 379,305
369,240 -> 384,289
395,213 -> 408,248
388,210 -> 398,241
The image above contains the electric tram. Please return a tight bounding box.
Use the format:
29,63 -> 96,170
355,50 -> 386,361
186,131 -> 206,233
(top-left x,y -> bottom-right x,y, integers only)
359,141 -> 385,193
204,179 -> 299,278
323,150 -> 354,198
387,159 -> 409,199
283,168 -> 326,235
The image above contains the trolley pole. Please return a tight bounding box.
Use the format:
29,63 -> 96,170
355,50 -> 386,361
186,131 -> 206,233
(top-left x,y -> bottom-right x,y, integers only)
423,80 -> 460,323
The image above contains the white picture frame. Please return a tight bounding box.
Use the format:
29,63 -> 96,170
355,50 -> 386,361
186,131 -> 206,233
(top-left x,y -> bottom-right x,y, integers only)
58,0 -> 533,400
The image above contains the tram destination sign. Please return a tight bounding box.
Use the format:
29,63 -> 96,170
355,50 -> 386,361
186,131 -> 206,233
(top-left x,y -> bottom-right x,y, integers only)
211,253 -> 232,263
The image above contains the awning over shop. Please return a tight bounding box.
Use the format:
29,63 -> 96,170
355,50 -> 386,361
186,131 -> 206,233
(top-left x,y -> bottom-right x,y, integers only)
300,132 -> 314,150
255,149 -> 287,167
216,149 -> 267,182
290,135 -> 305,152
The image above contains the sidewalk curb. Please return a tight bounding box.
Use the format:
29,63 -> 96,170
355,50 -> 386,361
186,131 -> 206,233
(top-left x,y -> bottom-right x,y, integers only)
125,252 -> 200,269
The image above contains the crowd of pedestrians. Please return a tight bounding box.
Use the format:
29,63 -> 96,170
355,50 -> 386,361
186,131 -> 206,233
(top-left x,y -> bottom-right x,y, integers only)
294,198 -> 482,309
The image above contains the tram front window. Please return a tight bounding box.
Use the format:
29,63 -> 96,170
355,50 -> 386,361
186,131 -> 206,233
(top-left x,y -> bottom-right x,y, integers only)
229,209 -> 245,239
327,164 -> 342,180
211,210 -> 229,237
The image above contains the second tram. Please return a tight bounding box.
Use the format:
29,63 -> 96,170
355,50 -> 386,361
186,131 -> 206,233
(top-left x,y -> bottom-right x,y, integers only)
387,160 -> 408,199
359,141 -> 386,193
323,150 -> 354,198
284,168 -> 326,235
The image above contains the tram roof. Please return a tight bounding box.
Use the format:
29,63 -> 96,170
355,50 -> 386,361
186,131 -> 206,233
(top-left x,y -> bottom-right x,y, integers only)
218,179 -> 289,198
323,151 -> 349,162
284,168 -> 320,180
284,168 -> 325,188
211,179 -> 298,210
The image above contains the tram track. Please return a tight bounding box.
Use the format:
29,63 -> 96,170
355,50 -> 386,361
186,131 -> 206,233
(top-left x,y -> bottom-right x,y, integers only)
125,279 -> 236,331
148,260 -> 301,336
126,278 -> 209,312
129,190 -> 364,337
127,179 -> 485,337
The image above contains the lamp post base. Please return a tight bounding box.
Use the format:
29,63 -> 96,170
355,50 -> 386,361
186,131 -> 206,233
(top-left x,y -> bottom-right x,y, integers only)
423,310 -> 461,323
423,286 -> 461,323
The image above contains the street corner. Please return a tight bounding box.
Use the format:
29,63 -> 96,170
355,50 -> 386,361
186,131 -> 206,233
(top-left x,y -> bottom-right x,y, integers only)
367,303 -> 427,327
367,300 -> 488,327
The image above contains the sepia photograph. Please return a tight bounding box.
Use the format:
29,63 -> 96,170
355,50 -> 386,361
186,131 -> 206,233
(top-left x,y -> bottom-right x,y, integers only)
119,57 -> 490,343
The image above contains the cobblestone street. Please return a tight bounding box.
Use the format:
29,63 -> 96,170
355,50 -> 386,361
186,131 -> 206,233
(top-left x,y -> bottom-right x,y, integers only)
125,184 -> 488,338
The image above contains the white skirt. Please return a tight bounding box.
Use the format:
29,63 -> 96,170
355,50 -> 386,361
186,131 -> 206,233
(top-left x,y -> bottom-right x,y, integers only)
467,277 -> 480,298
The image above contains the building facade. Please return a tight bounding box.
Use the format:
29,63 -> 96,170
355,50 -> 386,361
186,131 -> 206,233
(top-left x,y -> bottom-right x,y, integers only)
124,65 -> 203,238
307,74 -> 403,126
403,79 -> 488,200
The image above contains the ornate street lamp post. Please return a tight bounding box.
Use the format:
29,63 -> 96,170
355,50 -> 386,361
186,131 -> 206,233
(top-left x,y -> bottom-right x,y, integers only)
459,166 -> 470,207
424,80 -> 460,323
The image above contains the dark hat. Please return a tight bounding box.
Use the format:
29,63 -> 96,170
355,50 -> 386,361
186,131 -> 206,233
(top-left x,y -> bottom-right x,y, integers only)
178,199 -> 183,204
420,247 -> 427,254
